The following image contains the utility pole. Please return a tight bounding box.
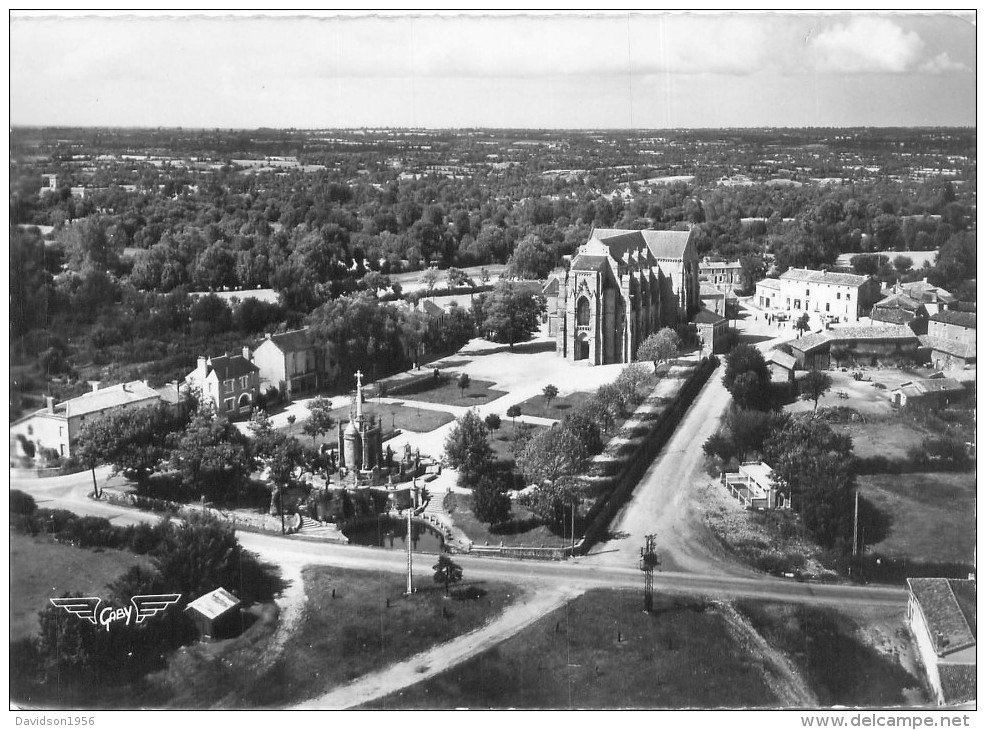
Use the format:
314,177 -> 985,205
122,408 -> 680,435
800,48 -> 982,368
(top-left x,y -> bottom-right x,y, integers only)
639,534 -> 659,613
852,489 -> 860,558
405,477 -> 415,596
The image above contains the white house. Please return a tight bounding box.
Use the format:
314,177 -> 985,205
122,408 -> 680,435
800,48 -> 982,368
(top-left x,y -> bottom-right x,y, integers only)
721,462 -> 787,510
754,268 -> 882,323
185,349 -> 260,418
10,380 -> 164,459
252,328 -> 325,400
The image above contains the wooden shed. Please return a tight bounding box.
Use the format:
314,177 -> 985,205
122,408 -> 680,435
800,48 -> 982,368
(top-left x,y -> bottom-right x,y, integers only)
184,587 -> 242,641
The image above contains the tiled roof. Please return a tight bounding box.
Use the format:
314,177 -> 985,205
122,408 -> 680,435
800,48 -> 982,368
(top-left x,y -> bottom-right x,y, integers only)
789,332 -> 832,353
874,293 -> 926,313
870,308 -> 915,326
768,350 -> 797,369
780,268 -> 870,288
908,578 -> 977,656
691,308 -> 727,325
902,280 -> 956,303
894,378 -> 964,397
421,300 -> 445,317
756,278 -> 782,290
542,276 -> 560,297
59,381 -> 161,418
939,664 -> 977,705
930,310 -> 977,329
700,260 -> 742,270
570,254 -> 610,273
828,324 -> 918,341
640,229 -> 692,260
266,328 -> 311,353
919,336 -> 977,360
207,354 -> 258,380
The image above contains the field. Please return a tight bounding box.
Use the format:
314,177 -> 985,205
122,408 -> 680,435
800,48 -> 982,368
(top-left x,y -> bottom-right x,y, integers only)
858,471 -> 976,564
366,590 -> 924,709
364,590 -> 780,709
10,533 -> 154,642
513,391 -> 594,420
786,368 -> 912,418
388,376 -> 507,407
837,419 -> 932,460
140,566 -> 519,708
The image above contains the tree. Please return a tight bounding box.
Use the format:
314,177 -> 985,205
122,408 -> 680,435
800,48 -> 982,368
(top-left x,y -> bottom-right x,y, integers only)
542,384 -> 559,409
432,555 -> 463,597
443,410 -> 492,486
472,474 -> 512,526
445,267 -> 471,289
303,396 -> 335,447
724,344 -> 770,390
484,413 -> 501,433
506,234 -> 555,279
730,370 -> 770,411
795,313 -> 811,337
738,254 -> 767,294
457,373 -> 471,396
169,404 -> 251,503
517,426 -> 583,485
422,268 -> 439,295
506,404 -> 522,430
637,328 -> 681,373
75,402 -> 187,486
893,255 -> 913,275
799,370 -> 833,411
518,475 -> 587,532
476,282 -> 546,348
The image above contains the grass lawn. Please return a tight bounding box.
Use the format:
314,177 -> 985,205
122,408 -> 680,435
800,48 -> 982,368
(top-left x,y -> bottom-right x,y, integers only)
390,376 -> 507,407
837,418 -> 931,460
486,424 -> 545,464
142,566 -> 520,708
278,401 -> 455,445
858,471 -> 976,564
735,601 -> 923,707
364,590 -> 779,709
448,492 -> 570,548
513,391 -> 594,420
10,533 -> 154,642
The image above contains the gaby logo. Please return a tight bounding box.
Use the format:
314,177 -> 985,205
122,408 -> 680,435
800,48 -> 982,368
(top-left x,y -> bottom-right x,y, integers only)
50,595 -> 182,632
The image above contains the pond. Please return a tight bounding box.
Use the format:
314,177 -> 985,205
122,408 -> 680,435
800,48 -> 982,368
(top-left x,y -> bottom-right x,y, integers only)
343,515 -> 445,553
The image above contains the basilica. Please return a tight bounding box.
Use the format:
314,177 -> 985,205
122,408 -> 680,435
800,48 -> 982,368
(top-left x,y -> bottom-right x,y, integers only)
545,228 -> 700,365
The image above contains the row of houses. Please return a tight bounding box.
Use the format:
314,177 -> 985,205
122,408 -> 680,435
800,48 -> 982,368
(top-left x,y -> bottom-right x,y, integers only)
11,328 -> 322,460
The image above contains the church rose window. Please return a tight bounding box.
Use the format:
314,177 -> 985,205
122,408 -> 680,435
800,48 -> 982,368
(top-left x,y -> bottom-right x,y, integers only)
576,297 -> 590,326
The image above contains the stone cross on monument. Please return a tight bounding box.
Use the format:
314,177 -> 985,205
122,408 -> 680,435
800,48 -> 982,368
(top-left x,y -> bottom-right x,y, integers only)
354,370 -> 364,422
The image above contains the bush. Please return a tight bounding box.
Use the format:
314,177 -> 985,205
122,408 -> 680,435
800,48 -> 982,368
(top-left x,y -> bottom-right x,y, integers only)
10,489 -> 37,515
62,515 -> 124,549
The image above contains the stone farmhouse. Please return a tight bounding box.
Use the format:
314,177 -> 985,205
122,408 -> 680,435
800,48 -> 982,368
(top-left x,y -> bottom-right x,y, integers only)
252,328 -> 325,401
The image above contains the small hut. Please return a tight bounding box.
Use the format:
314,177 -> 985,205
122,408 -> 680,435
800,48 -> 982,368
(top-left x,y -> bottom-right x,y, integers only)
184,587 -> 242,641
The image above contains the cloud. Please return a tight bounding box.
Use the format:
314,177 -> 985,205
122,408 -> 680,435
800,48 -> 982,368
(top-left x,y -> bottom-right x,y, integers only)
920,51 -> 969,74
808,16 -> 968,75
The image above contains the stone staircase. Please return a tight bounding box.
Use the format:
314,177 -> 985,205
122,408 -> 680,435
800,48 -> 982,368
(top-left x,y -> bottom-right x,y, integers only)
294,515 -> 348,542
420,491 -> 473,552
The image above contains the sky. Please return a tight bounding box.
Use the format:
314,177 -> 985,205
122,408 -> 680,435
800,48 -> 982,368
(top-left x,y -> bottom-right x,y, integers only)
8,11 -> 978,129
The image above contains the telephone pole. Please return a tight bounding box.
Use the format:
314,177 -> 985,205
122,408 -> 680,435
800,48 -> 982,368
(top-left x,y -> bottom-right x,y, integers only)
639,533 -> 659,613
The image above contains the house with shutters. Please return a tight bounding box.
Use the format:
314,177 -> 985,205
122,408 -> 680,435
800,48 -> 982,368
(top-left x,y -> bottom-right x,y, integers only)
10,380 -> 167,460
921,310 -> 976,371
252,328 -> 325,400
185,349 -> 259,418
754,268 -> 882,323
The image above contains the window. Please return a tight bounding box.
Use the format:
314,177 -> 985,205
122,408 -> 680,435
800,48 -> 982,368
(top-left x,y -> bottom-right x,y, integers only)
845,293 -> 851,301
59,426 -> 64,438
836,292 -> 841,300
60,444 -> 66,456
27,425 -> 33,435
825,303 -> 830,312
806,289 -> 810,297
794,299 -> 802,309
240,375 -> 249,390
224,379 -> 234,392
576,297 -> 591,326
225,398 -> 235,412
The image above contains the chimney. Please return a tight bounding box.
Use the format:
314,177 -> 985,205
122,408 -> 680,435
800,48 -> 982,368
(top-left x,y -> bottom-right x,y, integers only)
89,380 -> 101,392
197,356 -> 208,378
46,396 -> 55,413
242,346 -> 251,361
